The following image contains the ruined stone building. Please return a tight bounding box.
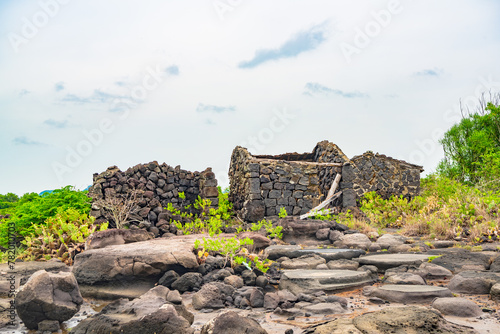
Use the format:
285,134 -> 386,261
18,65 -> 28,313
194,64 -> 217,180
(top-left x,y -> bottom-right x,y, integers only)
229,141 -> 424,222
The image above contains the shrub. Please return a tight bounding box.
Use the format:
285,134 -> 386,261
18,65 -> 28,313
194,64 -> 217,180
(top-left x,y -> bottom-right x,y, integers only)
17,208 -> 107,265
0,186 -> 91,247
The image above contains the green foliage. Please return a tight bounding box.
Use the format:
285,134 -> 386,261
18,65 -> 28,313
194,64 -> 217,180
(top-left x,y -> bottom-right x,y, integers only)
16,208 -> 107,264
0,193 -> 19,210
250,219 -> 283,239
309,174 -> 500,242
194,236 -> 254,267
0,186 -> 91,247
438,102 -> 500,189
278,206 -> 288,218
427,255 -> 442,262
194,236 -> 272,273
169,187 -> 235,236
360,191 -> 425,228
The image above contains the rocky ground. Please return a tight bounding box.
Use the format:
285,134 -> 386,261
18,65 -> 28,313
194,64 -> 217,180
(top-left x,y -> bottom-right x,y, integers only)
1,217 -> 500,333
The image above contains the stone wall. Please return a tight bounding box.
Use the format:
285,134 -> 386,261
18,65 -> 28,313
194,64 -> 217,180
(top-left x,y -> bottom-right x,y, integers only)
340,153 -> 424,207
229,141 -> 423,222
89,161 -> 218,235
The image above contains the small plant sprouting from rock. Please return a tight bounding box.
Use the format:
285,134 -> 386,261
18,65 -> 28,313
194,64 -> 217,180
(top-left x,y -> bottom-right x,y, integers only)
278,206 -> 288,218
95,189 -> 144,229
194,236 -> 272,273
168,187 -> 234,236
250,219 -> 283,240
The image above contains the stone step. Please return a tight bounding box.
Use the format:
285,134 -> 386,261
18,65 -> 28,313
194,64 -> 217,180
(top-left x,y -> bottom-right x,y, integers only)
363,284 -> 453,304
279,269 -> 375,295
266,245 -> 365,261
357,253 -> 431,272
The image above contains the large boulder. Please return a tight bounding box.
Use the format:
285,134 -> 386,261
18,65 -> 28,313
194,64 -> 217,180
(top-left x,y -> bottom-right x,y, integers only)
280,218 -> 341,245
333,233 -> 372,250
192,282 -> 235,310
85,228 -> 154,250
375,234 -> 407,249
72,236 -> 198,299
432,298 -> 482,317
428,249 -> 496,273
171,272 -> 203,293
304,306 -> 478,334
448,271 -> 500,294
0,260 -> 69,297
201,311 -> 268,334
15,270 -> 83,330
70,286 -> 194,334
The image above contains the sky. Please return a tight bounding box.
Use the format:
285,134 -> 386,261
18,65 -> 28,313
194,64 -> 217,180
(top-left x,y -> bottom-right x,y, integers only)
1,0 -> 500,195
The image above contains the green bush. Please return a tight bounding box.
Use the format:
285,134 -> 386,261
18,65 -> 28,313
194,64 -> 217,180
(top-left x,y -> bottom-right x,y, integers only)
18,208 -> 107,264
169,186 -> 235,236
438,102 -> 500,188
0,186 -> 91,247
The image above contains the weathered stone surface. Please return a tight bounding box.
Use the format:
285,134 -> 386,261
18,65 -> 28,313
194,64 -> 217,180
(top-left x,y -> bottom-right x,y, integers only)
432,298 -> 482,317
490,283 -> 500,302
334,233 -> 372,250
192,283 -> 235,310
302,302 -> 346,315
38,320 -> 61,332
489,256 -> 500,272
448,271 -> 500,294
238,232 -> 271,249
73,236 -> 198,298
85,228 -> 154,250
326,259 -> 359,271
70,286 -> 194,334
428,249 -> 495,272
376,234 -> 407,249
265,245 -> 364,261
363,284 -> 452,304
158,270 -> 180,288
0,260 -> 69,297
201,311 -> 268,334
280,254 -> 326,270
383,272 -> 426,285
280,218 -> 336,244
264,292 -> 280,309
305,306 -> 477,334
280,270 -> 374,295
224,275 -> 244,289
171,272 -> 203,293
352,306 -> 477,333
357,253 -> 430,272
412,262 -> 453,280
15,270 -> 83,330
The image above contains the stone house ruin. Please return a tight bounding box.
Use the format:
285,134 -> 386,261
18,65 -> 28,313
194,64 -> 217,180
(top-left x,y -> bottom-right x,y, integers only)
229,141 -> 424,222
88,161 -> 219,235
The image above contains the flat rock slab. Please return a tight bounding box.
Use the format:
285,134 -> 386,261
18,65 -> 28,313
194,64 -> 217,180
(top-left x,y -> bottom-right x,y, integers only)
364,284 -> 453,304
266,245 -> 365,261
427,249 -> 497,273
358,253 -> 431,272
279,270 -> 374,295
72,236 -> 198,298
305,306 -> 478,334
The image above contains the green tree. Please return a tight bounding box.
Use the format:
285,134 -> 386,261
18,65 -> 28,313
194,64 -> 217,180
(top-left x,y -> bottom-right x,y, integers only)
0,193 -> 19,210
438,102 -> 500,188
0,186 -> 91,247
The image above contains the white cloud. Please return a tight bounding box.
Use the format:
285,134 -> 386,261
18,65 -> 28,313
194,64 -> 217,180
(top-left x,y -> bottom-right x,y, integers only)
0,0 -> 499,194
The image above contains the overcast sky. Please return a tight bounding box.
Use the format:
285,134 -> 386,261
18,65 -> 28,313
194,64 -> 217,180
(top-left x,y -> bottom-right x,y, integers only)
1,0 -> 500,195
